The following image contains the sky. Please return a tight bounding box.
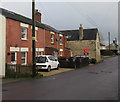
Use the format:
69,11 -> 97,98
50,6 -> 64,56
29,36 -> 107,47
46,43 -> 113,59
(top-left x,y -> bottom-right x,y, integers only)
0,0 -> 119,45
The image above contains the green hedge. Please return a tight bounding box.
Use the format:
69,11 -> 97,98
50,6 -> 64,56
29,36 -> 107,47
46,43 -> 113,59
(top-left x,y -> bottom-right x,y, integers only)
102,50 -> 115,56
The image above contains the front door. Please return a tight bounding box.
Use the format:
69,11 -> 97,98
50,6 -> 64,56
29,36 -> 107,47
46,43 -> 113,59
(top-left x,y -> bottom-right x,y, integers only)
11,52 -> 17,64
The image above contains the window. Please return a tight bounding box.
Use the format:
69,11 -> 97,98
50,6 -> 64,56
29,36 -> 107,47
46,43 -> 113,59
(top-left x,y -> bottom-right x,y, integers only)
60,51 -> 62,56
60,37 -> 63,45
48,56 -> 56,61
35,31 -> 37,41
36,56 -> 47,63
40,52 -> 43,55
11,52 -> 16,64
67,35 -> 72,39
21,52 -> 27,65
21,27 -> 27,40
51,34 -> 54,44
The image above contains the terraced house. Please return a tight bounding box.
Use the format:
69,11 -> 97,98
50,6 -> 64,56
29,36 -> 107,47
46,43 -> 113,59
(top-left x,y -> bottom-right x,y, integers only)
61,24 -> 102,62
0,8 -> 72,77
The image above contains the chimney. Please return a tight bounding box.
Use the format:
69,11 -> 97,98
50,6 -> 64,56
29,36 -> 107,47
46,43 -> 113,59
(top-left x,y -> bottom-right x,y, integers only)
35,9 -> 41,23
79,24 -> 83,40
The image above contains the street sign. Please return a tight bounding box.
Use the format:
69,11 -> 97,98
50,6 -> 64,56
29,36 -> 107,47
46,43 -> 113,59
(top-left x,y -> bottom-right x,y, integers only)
84,49 -> 89,53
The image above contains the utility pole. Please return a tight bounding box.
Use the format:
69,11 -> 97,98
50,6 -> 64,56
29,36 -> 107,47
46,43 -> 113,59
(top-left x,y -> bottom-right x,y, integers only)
115,37 -> 117,48
32,0 -> 36,77
108,32 -> 110,50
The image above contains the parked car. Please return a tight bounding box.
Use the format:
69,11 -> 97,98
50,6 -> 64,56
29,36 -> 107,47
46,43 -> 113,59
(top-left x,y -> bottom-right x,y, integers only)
74,55 -> 91,63
74,55 -> 91,59
36,55 -> 60,72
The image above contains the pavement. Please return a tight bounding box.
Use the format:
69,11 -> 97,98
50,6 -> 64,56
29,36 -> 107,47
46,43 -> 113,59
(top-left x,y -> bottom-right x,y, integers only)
2,68 -> 75,84
38,68 -> 74,77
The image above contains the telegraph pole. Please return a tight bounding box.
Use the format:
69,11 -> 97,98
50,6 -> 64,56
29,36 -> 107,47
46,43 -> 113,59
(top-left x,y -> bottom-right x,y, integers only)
32,0 -> 36,77
108,32 -> 110,50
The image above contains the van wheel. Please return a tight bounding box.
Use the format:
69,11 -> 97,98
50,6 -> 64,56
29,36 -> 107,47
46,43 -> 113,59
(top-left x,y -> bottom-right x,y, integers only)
47,66 -> 51,72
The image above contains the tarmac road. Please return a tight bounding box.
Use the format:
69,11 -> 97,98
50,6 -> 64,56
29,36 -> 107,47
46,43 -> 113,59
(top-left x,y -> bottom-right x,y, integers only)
2,56 -> 118,100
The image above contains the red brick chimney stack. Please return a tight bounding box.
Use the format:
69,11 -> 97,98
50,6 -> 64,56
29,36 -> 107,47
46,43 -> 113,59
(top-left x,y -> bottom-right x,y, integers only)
35,9 -> 41,23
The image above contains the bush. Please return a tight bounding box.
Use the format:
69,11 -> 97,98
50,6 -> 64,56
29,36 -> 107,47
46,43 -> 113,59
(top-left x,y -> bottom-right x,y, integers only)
90,58 -> 97,64
102,50 -> 115,56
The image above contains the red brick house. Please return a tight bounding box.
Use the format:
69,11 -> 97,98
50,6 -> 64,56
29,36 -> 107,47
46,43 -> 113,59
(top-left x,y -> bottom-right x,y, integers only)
1,8 -> 72,66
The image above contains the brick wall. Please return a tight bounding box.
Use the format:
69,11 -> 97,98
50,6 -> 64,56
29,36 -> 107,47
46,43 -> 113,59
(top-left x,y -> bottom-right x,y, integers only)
6,18 -> 71,65
67,40 -> 102,62
6,19 -> 45,65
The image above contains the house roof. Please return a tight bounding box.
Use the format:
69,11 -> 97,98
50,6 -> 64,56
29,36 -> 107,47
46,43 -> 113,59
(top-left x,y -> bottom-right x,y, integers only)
61,28 -> 98,41
61,30 -> 79,41
1,8 -> 61,34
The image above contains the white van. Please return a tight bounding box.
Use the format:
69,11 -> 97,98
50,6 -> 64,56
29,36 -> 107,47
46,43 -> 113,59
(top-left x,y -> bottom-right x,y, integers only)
36,55 -> 60,72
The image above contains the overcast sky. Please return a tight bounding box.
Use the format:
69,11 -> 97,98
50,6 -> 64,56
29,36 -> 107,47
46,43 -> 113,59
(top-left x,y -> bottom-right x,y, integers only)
1,0 -> 118,45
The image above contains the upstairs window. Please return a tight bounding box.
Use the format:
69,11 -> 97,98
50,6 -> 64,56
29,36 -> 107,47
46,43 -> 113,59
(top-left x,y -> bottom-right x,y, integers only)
51,34 -> 54,44
21,27 -> 27,40
60,36 -> 63,45
67,35 -> 71,38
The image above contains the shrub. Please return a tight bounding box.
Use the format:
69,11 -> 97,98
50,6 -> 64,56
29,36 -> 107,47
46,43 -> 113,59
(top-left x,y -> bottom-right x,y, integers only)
102,50 -> 115,56
90,58 -> 97,64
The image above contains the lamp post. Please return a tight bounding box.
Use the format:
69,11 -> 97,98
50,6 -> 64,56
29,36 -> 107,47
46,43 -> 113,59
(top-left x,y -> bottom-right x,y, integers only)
32,0 -> 36,77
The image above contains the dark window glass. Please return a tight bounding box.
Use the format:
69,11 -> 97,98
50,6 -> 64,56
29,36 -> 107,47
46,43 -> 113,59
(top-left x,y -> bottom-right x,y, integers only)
36,56 -> 47,63
21,27 -> 27,39
11,52 -> 15,62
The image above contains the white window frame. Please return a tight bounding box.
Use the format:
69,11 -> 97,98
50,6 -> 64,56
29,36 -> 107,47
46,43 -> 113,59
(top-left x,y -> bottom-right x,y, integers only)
60,36 -> 63,45
21,52 -> 27,65
40,51 -> 43,55
51,34 -> 54,44
11,52 -> 17,64
21,27 -> 27,40
60,51 -> 63,56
